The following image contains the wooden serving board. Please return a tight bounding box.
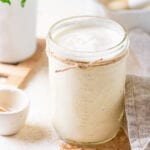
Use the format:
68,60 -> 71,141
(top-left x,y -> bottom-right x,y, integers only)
0,39 -> 45,88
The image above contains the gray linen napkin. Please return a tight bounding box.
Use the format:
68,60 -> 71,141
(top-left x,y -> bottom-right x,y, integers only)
127,29 -> 150,77
125,75 -> 150,150
124,29 -> 150,150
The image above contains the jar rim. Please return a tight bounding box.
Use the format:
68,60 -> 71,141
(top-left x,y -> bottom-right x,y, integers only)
47,16 -> 129,62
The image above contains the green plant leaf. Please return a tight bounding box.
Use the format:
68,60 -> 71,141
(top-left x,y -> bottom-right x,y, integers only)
21,0 -> 26,7
0,0 -> 27,7
0,0 -> 11,5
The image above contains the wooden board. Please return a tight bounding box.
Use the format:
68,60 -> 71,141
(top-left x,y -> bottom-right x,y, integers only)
61,129 -> 131,150
0,39 -> 45,88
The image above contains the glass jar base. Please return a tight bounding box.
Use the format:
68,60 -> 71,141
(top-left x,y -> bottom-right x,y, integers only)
61,128 -> 120,147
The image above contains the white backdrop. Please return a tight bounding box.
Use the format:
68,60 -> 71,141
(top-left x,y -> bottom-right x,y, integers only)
37,0 -> 105,37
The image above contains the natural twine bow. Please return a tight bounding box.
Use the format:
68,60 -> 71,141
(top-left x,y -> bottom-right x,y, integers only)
49,51 -> 128,73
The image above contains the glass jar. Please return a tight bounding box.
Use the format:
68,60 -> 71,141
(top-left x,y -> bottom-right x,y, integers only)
46,16 -> 129,146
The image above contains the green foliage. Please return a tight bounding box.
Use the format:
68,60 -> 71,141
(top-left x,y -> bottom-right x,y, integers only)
21,0 -> 26,7
0,0 -> 11,5
0,0 -> 26,7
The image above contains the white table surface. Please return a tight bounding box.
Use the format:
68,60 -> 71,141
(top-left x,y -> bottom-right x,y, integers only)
0,0 -> 105,149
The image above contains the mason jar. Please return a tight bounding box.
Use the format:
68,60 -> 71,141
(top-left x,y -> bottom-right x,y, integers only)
46,16 -> 129,146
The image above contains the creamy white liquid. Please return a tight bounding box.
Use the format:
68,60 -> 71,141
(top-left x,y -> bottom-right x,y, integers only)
49,24 -> 127,143
54,25 -> 123,52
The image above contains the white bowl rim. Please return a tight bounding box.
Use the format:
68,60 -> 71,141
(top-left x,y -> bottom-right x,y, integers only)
0,86 -> 30,115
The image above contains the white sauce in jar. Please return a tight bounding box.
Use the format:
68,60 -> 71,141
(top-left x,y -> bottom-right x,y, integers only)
54,25 -> 123,52
47,17 -> 128,144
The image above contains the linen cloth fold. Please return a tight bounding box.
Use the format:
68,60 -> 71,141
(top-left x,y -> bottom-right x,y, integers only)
125,75 -> 150,150
124,29 -> 150,150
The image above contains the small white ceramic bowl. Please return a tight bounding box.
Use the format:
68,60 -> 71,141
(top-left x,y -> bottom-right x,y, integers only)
0,86 -> 29,136
88,0 -> 150,32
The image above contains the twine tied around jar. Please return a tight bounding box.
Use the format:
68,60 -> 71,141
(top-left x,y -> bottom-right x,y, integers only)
49,51 -> 128,73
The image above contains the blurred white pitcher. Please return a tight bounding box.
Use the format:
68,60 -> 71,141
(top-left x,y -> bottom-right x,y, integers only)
0,0 -> 37,63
